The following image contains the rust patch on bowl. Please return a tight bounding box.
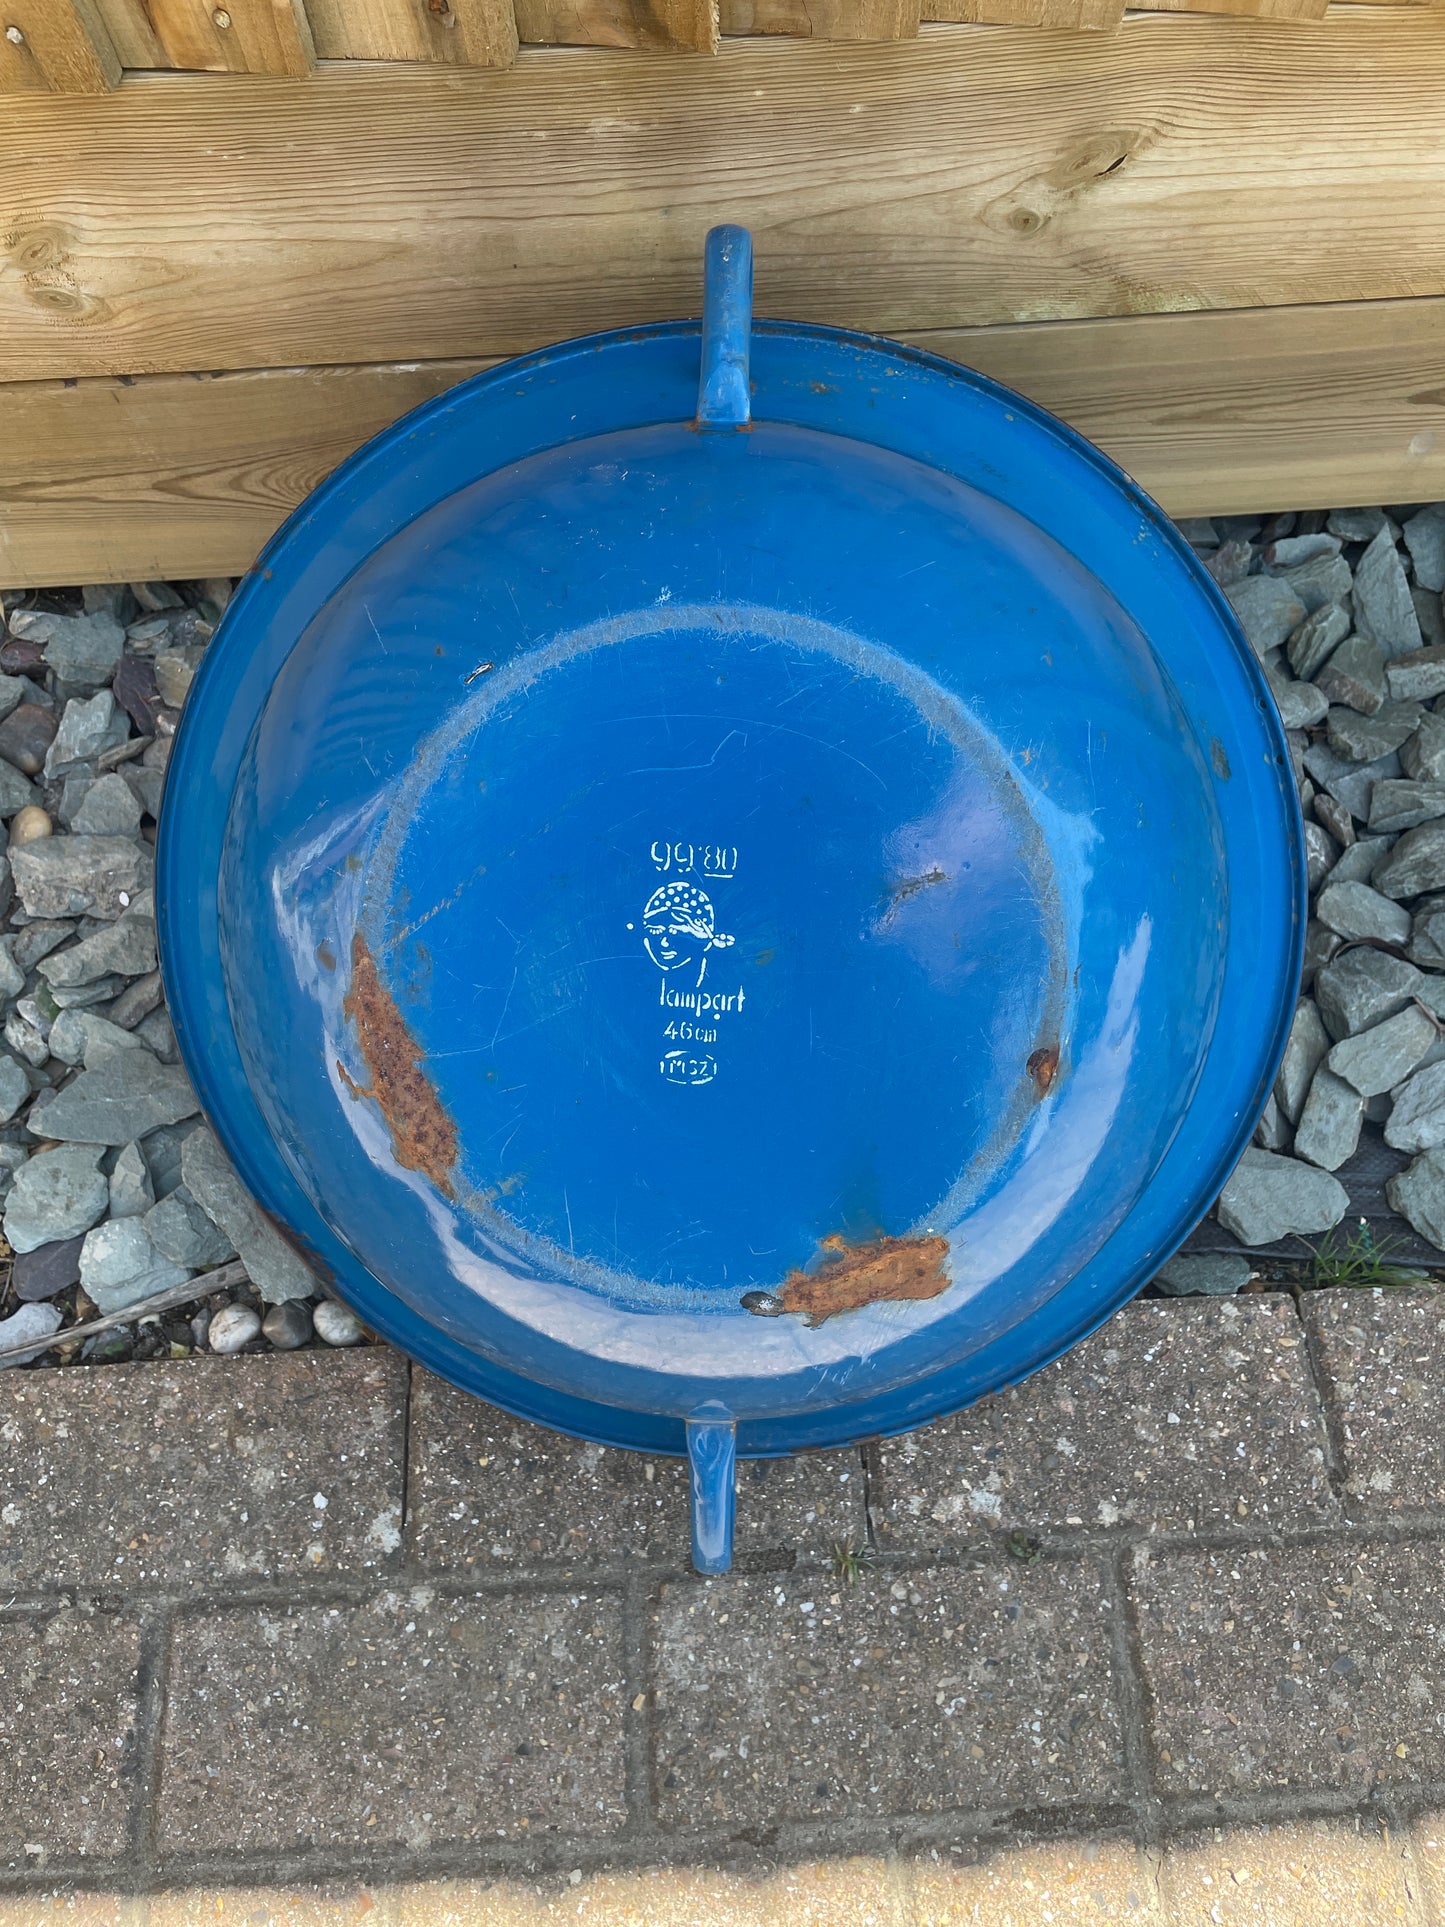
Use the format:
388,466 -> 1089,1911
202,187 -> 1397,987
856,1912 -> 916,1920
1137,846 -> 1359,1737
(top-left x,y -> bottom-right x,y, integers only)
1027,1044 -> 1060,1098
778,1232 -> 951,1328
338,931 -> 458,1198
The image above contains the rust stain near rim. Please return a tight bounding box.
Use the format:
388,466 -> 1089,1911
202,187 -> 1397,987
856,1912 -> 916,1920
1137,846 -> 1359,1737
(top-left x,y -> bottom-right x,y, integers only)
1027,1044 -> 1060,1097
338,931 -> 458,1199
777,1232 -> 951,1328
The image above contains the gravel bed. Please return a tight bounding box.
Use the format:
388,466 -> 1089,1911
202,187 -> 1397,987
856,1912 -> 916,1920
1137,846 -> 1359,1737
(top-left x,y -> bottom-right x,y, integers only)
3,510 -> 1441,1363
0,577 -> 369,1368
1174,503 -> 1445,1282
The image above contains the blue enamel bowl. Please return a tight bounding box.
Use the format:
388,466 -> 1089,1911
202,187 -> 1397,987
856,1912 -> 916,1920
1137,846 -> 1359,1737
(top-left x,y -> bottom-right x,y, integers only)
158,228 -> 1303,1569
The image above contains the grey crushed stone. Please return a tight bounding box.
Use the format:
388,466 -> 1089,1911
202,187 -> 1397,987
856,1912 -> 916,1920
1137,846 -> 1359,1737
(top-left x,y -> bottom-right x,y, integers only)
1403,505 -> 1445,593
3,1144 -> 109,1254
1273,999 -> 1331,1122
1312,879 -> 1411,946
27,1048 -> 199,1145
1315,947 -> 1422,1040
1384,1062 -> 1445,1153
144,1183 -> 237,1268
1292,1067 -> 1364,1171
1152,1251 -> 1251,1295
1387,1149 -> 1445,1249
1322,834 -> 1392,887
1286,602 -> 1351,680
182,1125 -> 317,1303
43,690 -> 127,779
1315,636 -> 1386,716
1225,576 -> 1306,656
1387,644 -> 1445,704
1327,1004 -> 1438,1097
1327,700 -> 1422,763
107,1140 -> 154,1219
1375,820 -> 1445,899
1215,1148 -> 1348,1245
1402,711 -> 1445,781
10,833 -> 150,921
78,1215 -> 191,1315
1303,742 -> 1403,821
1353,524 -> 1423,656
1276,550 -> 1353,615
1369,779 -> 1445,833
1266,669 -> 1327,730
9,606 -> 124,689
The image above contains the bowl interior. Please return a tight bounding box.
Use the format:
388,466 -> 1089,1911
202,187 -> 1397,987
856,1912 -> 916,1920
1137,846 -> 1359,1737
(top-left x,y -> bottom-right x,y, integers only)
217,417 -> 1229,1424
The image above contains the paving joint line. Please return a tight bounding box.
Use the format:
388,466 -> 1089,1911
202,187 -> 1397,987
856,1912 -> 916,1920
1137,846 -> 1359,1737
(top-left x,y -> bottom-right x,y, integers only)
1100,1539 -> 1165,1851
128,1601 -> 173,1885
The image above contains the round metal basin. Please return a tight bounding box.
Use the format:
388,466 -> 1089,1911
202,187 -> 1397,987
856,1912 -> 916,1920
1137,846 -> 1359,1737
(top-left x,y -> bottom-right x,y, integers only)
159,228 -> 1303,1569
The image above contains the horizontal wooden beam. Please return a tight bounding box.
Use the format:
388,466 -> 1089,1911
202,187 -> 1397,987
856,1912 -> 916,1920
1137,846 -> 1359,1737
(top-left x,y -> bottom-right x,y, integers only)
1,16 -> 1443,380
2,295 -> 1441,587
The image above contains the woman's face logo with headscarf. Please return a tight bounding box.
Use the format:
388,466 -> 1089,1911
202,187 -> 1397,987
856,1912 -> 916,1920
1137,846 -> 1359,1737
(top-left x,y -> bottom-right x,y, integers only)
641,880 -> 734,986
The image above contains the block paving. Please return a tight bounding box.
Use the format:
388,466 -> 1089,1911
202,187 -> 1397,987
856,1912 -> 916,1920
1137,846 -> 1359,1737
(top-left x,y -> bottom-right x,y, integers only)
6,1287 -> 1445,1898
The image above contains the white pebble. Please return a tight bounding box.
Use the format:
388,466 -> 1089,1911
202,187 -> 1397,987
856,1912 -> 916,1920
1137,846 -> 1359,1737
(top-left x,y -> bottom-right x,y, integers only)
205,1303 -> 260,1354
312,1298 -> 364,1347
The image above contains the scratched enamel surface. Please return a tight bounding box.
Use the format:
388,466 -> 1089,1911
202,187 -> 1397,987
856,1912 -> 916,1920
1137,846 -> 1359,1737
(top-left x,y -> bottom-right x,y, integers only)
221,420 -> 1220,1414
166,314 -> 1302,1455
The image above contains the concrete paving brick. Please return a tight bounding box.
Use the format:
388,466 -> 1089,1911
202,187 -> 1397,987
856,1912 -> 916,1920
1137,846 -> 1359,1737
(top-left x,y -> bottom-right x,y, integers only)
1157,1820 -> 1426,1927
157,1587 -> 628,1856
0,1610 -> 141,1868
1133,1541 -> 1445,1795
877,1298 -> 1335,1544
651,1558 -> 1126,1830
1302,1287 -> 1445,1514
407,1371 -> 864,1571
0,1353 -> 407,1589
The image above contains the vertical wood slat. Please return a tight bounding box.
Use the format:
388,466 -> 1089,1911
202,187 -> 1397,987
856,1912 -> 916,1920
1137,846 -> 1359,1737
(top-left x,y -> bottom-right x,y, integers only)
0,0 -> 120,91
717,0 -> 917,35
92,0 -> 315,73
303,0 -> 518,63
514,0 -> 716,49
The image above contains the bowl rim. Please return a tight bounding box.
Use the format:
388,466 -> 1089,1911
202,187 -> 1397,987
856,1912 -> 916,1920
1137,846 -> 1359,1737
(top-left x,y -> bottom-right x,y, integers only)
158,311 -> 1306,1455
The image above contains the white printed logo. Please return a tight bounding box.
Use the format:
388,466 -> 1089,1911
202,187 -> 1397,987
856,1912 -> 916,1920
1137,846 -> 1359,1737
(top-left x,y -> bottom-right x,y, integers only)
640,880 -> 734,989
631,842 -> 746,1086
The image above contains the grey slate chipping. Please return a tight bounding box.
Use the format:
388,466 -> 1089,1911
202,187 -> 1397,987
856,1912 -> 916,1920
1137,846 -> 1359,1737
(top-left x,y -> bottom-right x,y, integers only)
1354,524 -> 1423,657
1216,1148 -> 1349,1245
1292,1066 -> 1364,1171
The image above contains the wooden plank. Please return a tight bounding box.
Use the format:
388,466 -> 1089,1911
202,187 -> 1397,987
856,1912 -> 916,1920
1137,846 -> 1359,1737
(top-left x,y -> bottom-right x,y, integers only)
2,16 -> 1444,379
92,1 -> 166,66
2,296 -> 1442,587
515,0 -> 716,50
0,0 -> 119,93
303,0 -> 518,62
921,0 -> 1119,31
90,0 -> 317,76
718,0 -> 918,37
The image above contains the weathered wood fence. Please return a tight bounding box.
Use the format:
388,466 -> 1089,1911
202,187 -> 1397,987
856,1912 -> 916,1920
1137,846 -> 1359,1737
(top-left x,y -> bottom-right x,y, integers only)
1,1 -> 1442,582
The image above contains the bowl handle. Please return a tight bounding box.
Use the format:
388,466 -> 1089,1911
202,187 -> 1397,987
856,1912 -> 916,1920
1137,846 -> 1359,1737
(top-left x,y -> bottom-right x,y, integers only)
696,225 -> 753,431
686,1400 -> 737,1573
